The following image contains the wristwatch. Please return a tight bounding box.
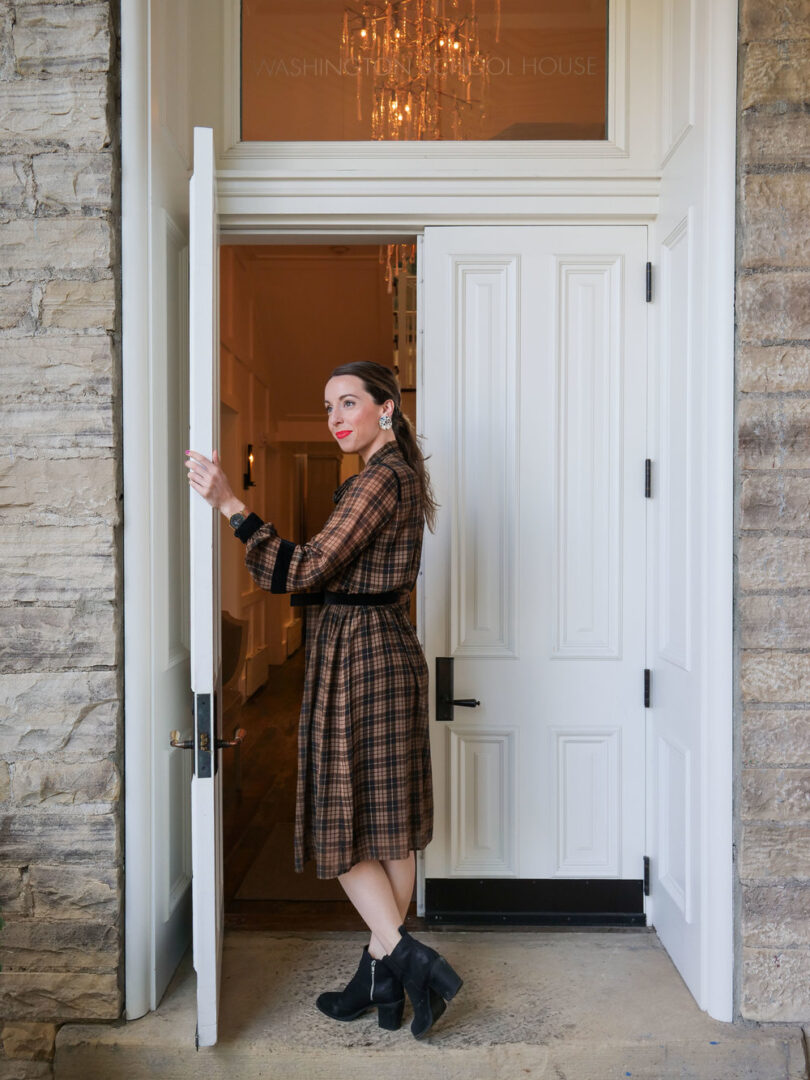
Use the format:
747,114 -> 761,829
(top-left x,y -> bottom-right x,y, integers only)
228,506 -> 249,531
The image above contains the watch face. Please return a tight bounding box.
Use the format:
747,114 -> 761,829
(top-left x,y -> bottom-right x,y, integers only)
229,512 -> 246,529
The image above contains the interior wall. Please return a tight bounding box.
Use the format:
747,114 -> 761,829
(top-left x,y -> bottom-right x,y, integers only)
249,244 -> 394,441
219,244 -> 397,678
220,247 -> 275,692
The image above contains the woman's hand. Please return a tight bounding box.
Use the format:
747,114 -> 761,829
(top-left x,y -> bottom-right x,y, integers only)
185,449 -> 244,518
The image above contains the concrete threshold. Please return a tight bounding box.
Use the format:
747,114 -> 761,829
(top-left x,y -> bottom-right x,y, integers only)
56,929 -> 807,1080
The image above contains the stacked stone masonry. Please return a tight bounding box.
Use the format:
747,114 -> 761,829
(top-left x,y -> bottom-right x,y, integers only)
0,1 -> 122,1076
737,0 -> 810,1024
0,0 -> 808,1073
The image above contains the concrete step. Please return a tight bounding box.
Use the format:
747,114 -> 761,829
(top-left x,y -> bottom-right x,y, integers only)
55,930 -> 808,1080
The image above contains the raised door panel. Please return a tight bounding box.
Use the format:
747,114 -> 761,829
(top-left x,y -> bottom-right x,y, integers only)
658,215 -> 692,672
450,727 -> 517,876
450,259 -> 519,660
553,258 -> 624,659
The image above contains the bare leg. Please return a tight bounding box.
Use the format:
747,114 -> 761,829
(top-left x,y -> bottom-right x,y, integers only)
368,853 -> 415,958
338,858 -> 407,959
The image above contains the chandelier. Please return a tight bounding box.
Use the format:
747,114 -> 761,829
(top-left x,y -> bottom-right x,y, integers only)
380,240 -> 416,293
344,1 -> 500,288
341,0 -> 499,142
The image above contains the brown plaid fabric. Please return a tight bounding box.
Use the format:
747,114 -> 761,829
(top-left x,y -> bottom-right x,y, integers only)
243,441 -> 433,878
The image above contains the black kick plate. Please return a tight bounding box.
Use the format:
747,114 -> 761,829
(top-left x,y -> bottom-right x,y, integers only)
425,878 -> 646,927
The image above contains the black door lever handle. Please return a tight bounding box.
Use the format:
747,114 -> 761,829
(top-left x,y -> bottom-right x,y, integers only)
435,657 -> 480,721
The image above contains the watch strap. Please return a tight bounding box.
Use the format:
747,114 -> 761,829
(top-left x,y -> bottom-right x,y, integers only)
234,512 -> 264,543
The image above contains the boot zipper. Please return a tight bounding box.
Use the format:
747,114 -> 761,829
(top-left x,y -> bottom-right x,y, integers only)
370,958 -> 376,1001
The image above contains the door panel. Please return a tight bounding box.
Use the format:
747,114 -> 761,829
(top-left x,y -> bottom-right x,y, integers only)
422,226 -> 648,912
152,213 -> 193,999
647,209 -> 701,994
189,125 -> 223,1048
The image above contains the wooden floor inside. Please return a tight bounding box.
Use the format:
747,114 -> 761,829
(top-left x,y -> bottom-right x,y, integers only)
222,644 -> 419,932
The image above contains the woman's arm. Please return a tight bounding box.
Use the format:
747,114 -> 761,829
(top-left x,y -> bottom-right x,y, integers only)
241,465 -> 399,594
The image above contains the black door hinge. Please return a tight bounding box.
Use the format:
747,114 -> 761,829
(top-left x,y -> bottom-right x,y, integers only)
644,668 -> 651,708
645,458 -> 651,498
643,856 -> 651,896
645,262 -> 652,302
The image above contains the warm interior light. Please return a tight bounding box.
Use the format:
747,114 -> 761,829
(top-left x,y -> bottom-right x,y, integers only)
244,443 -> 257,490
341,0 -> 494,141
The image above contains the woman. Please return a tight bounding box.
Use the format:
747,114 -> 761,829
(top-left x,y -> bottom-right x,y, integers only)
185,360 -> 462,1039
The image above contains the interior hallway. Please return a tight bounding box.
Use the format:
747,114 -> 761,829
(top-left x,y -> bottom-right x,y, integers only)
55,930 -> 808,1079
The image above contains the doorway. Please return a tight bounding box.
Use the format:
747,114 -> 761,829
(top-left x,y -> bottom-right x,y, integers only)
217,226 -> 652,933
217,242 -> 421,930
123,0 -> 737,1027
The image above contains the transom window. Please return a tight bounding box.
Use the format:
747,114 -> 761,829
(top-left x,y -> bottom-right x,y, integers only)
241,0 -> 608,141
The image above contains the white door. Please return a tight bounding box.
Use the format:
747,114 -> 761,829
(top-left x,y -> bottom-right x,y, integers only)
188,126 -> 224,1047
645,0 -> 736,1018
421,226 -> 648,917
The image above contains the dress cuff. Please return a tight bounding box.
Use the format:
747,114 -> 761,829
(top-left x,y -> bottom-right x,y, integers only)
271,538 -> 296,593
234,512 -> 264,543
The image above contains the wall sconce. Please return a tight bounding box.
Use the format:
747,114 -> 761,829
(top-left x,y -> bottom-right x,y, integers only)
243,444 -> 256,490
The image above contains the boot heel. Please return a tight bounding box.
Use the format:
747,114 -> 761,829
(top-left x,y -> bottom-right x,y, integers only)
428,957 -> 463,1001
377,998 -> 405,1031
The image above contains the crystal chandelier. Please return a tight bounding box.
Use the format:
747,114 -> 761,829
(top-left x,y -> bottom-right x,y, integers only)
345,1 -> 500,289
341,0 -> 499,142
380,240 -> 416,293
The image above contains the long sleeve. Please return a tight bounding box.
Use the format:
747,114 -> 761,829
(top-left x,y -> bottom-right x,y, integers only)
242,463 -> 400,594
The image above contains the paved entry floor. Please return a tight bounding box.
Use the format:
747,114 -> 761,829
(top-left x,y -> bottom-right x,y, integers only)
56,929 -> 808,1080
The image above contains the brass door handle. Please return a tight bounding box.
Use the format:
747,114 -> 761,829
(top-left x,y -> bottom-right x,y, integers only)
169,727 -> 246,750
217,727 -> 246,749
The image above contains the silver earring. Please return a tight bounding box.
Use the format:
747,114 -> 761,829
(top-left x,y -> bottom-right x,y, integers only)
379,414 -> 393,430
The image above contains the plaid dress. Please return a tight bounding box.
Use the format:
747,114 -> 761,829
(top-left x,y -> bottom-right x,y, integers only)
237,440 -> 433,878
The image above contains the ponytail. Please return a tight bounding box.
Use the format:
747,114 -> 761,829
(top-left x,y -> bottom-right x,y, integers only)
328,361 -> 439,533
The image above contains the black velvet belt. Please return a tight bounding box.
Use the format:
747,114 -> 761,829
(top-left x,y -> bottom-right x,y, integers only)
290,590 -> 401,607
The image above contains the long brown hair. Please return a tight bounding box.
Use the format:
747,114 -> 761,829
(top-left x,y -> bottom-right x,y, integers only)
328,360 -> 439,533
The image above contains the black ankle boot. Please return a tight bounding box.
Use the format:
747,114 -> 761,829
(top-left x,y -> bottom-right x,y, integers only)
380,926 -> 463,1039
316,946 -> 405,1030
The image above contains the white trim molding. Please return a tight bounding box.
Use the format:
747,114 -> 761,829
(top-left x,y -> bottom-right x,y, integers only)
122,0 -> 153,1022
121,0 -> 737,1029
223,0 -> 634,166
698,0 -> 737,1025
216,0 -> 663,236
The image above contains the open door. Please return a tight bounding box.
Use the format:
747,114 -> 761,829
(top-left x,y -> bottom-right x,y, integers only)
188,125 -> 224,1048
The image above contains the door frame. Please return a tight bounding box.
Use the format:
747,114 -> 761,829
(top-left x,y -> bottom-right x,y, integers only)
122,0 -> 738,1024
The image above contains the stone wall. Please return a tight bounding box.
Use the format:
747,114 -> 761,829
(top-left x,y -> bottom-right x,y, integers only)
736,0 -> 810,1023
0,1 -> 123,1075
